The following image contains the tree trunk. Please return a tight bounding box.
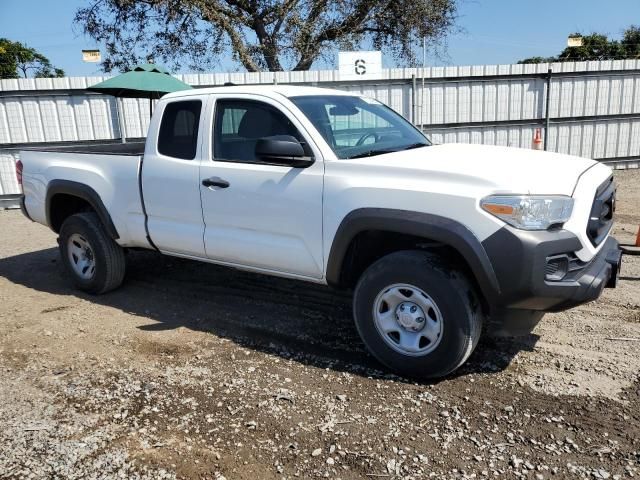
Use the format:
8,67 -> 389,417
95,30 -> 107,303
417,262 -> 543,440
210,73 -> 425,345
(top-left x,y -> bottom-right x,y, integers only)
253,17 -> 283,71
293,53 -> 318,71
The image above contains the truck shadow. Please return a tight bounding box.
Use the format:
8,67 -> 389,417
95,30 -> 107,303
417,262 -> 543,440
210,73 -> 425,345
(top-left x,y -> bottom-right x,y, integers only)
0,247 -> 539,382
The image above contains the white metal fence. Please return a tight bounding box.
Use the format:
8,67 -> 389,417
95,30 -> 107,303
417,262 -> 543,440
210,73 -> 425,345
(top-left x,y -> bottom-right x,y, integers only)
2,59 -> 640,199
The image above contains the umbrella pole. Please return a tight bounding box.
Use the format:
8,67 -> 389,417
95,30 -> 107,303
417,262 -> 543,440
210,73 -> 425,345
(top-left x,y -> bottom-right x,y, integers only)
116,97 -> 127,144
150,98 -> 153,118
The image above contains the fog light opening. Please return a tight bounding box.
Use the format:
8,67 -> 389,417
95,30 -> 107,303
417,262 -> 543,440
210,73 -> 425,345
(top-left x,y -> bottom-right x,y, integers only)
545,255 -> 569,281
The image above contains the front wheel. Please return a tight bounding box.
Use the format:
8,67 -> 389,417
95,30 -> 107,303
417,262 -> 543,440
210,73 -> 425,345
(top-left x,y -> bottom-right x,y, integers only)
59,212 -> 126,294
353,250 -> 483,379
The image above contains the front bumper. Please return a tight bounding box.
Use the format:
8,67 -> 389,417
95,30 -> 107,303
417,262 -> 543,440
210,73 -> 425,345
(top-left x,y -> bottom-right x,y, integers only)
546,236 -> 620,311
482,226 -> 621,313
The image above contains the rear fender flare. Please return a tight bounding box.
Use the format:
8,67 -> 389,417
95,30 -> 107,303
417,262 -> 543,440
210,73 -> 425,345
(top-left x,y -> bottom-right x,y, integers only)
45,179 -> 119,239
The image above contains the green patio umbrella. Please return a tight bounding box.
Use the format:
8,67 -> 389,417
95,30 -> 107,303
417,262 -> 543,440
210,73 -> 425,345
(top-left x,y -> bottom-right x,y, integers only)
87,63 -> 192,101
87,63 -> 193,117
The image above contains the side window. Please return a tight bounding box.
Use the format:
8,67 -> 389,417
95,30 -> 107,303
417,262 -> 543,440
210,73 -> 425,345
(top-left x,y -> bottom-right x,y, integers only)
158,100 -> 202,160
213,100 -> 307,163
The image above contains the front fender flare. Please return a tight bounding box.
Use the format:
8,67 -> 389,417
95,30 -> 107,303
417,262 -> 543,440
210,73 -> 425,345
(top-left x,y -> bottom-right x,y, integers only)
326,208 -> 500,304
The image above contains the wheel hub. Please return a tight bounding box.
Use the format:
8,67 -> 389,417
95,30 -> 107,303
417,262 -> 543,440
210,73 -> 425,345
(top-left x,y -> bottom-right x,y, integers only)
372,283 -> 444,357
67,233 -> 96,280
395,301 -> 426,331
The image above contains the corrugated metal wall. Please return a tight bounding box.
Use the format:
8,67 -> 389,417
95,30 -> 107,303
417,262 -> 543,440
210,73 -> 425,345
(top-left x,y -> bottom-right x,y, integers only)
2,59 -> 640,197
0,150 -> 19,198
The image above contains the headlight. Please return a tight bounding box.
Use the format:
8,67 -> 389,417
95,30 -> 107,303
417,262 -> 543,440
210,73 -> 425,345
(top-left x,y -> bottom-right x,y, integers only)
480,195 -> 574,230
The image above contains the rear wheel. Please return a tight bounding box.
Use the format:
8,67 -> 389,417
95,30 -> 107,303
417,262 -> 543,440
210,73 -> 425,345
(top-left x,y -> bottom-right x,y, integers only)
59,212 -> 126,294
353,250 -> 483,379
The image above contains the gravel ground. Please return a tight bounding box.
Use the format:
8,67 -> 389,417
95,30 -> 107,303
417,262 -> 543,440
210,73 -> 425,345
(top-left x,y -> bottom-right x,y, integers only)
0,169 -> 639,480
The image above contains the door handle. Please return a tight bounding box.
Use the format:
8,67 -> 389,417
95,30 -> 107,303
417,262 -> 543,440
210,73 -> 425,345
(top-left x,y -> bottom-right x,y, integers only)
202,176 -> 230,188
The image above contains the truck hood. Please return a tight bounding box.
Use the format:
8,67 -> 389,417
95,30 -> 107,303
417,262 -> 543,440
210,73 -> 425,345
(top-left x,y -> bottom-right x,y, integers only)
349,143 -> 598,196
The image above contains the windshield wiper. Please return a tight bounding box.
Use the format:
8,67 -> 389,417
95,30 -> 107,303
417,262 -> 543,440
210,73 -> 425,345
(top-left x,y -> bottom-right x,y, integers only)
401,142 -> 429,150
347,148 -> 394,159
347,142 -> 429,159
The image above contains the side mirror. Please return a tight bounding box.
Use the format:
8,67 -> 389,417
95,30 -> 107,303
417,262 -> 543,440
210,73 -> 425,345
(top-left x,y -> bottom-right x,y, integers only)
255,135 -> 314,168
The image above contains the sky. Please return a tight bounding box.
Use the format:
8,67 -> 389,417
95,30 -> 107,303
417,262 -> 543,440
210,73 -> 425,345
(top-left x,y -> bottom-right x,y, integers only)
1,0 -> 639,76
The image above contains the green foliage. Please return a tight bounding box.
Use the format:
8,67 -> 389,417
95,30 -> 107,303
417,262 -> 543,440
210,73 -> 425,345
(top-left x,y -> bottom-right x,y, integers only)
555,33 -> 624,62
74,0 -> 459,73
518,56 -> 556,65
518,26 -> 640,64
0,38 -> 65,79
621,25 -> 640,59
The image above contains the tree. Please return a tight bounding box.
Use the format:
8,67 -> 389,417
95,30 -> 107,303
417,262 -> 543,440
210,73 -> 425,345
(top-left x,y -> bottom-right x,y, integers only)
74,0 -> 458,73
0,38 -> 65,79
519,26 -> 640,64
517,55 -> 556,65
554,33 -> 625,62
621,25 -> 640,59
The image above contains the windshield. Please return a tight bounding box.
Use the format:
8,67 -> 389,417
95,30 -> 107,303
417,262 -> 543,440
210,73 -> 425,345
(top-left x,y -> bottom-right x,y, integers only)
290,95 -> 430,159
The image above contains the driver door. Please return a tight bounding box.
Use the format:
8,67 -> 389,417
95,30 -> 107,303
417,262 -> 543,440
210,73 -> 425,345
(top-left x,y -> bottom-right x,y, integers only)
199,95 -> 324,279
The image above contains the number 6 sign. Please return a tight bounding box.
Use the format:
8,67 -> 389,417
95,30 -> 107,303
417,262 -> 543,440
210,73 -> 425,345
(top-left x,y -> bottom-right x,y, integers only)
338,51 -> 382,80
354,58 -> 367,75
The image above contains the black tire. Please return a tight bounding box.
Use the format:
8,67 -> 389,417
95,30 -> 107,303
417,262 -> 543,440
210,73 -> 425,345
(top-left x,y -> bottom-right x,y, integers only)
59,212 -> 126,294
353,250 -> 483,379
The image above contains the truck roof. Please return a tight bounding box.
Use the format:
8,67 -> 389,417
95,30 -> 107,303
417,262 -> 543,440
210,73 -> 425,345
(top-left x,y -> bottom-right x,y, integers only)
162,84 -> 355,101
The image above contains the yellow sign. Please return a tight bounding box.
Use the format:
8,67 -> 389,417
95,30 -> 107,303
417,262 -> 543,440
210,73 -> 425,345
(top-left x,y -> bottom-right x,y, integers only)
82,50 -> 101,63
567,36 -> 583,47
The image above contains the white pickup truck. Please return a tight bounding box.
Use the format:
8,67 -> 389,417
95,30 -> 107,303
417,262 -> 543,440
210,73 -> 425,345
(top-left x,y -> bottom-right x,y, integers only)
18,85 -> 621,378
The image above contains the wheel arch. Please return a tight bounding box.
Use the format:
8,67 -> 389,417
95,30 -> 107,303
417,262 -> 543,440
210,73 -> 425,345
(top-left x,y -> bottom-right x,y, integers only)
326,208 -> 501,306
46,180 -> 119,239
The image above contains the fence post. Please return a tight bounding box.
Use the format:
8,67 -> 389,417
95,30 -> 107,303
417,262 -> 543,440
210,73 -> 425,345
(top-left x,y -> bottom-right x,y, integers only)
411,74 -> 417,125
544,67 -> 552,151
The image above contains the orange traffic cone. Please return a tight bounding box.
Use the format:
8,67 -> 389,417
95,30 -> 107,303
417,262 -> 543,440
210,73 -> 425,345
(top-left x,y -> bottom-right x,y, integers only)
532,128 -> 543,150
621,225 -> 640,256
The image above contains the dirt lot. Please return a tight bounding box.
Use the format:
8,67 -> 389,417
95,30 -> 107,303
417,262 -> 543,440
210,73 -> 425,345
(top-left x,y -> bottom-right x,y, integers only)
1,170 -> 639,480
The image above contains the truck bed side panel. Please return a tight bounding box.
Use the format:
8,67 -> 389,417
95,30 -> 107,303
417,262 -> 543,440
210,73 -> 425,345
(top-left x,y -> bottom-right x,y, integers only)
20,150 -> 148,248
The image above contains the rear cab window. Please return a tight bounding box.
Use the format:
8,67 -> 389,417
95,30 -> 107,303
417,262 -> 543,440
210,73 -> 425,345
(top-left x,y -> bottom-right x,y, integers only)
158,100 -> 202,160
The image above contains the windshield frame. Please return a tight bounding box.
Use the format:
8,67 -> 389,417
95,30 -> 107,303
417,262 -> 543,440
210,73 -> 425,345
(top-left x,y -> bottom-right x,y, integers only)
289,94 -> 431,159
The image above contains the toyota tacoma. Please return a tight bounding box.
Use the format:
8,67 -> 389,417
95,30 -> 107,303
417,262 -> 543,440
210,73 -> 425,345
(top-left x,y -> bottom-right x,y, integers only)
17,85 -> 622,378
